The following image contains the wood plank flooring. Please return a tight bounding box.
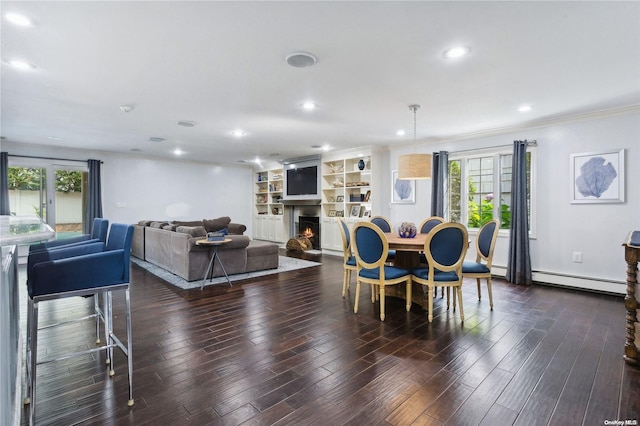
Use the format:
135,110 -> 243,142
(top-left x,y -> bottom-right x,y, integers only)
18,250 -> 640,425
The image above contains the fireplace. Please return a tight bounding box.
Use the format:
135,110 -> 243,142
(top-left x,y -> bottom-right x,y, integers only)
297,216 -> 320,250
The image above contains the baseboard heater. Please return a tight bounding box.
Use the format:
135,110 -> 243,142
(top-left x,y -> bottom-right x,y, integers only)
491,265 -> 626,295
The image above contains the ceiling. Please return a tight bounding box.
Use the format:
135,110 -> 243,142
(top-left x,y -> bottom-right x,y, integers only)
2,1 -> 639,166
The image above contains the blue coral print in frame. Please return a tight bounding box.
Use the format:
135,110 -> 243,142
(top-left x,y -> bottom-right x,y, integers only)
570,149 -> 625,203
391,170 -> 415,203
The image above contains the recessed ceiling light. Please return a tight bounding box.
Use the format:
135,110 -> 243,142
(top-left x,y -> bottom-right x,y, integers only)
322,144 -> 331,152
230,129 -> 246,137
173,148 -> 184,155
443,46 -> 470,59
518,104 -> 532,112
177,120 -> 196,127
47,136 -> 62,141
301,102 -> 316,110
396,130 -> 406,136
8,59 -> 35,70
119,104 -> 134,113
285,52 -> 317,68
6,12 -> 31,27
148,137 -> 165,142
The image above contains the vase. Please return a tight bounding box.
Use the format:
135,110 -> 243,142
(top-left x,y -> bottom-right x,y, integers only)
358,159 -> 365,170
398,222 -> 417,238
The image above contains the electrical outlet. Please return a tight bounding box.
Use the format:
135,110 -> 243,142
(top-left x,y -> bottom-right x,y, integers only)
572,251 -> 582,263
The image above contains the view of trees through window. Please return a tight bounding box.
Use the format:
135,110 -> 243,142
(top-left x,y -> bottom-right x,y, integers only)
8,167 -> 85,234
448,152 -> 531,230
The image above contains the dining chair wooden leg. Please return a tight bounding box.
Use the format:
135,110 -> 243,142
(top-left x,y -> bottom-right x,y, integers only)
354,280 -> 361,314
446,287 -> 451,309
405,280 -> 412,312
342,269 -> 350,297
486,277 -> 494,310
427,285 -> 434,322
476,278 -> 482,300
379,286 -> 386,321
457,286 -> 465,322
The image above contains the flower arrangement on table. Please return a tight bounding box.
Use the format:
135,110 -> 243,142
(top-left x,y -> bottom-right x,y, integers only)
398,222 -> 417,238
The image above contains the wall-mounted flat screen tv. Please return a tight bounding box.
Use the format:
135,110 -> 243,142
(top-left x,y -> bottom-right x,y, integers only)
283,161 -> 320,201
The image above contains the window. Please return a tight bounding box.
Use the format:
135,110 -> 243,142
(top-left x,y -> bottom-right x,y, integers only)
448,147 -> 535,233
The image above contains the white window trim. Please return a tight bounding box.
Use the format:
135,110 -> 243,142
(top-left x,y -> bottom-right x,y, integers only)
448,145 -> 537,239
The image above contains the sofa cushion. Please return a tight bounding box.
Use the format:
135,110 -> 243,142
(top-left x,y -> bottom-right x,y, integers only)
219,235 -> 250,249
176,226 -> 206,237
163,224 -> 178,231
150,221 -> 169,228
173,220 -> 203,227
227,223 -> 247,235
203,216 -> 231,232
138,220 -> 153,226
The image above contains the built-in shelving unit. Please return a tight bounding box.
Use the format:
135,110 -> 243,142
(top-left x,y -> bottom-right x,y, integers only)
254,168 -> 288,243
321,152 -> 373,251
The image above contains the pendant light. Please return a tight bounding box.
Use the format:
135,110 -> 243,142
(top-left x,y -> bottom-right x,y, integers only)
397,104 -> 432,180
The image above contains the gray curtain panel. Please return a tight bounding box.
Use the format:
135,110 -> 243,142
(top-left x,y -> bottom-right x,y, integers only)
0,152 -> 10,215
430,151 -> 448,217
506,141 -> 532,285
85,159 -> 103,233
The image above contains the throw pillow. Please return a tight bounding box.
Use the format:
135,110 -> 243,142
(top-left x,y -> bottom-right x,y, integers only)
172,220 -> 203,227
150,221 -> 168,228
176,226 -> 206,238
203,216 -> 231,232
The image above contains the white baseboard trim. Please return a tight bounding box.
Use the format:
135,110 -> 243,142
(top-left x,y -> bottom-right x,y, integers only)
492,266 -> 626,295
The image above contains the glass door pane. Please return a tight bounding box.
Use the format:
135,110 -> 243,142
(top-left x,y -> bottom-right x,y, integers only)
54,168 -> 86,239
7,167 -> 47,219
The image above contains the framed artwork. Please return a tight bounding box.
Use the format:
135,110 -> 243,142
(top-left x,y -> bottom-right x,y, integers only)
327,196 -> 335,202
358,206 -> 366,217
391,170 -> 415,204
336,195 -> 344,202
328,210 -> 336,217
350,205 -> 360,217
570,149 -> 625,204
363,209 -> 371,218
364,190 -> 371,202
336,210 -> 344,217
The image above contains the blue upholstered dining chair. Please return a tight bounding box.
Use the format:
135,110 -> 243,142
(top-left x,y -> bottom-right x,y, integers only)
24,223 -> 135,425
29,217 -> 109,252
418,216 -> 445,265
411,222 -> 468,323
462,219 -> 500,309
369,215 -> 396,263
352,221 -> 412,321
337,219 -> 357,297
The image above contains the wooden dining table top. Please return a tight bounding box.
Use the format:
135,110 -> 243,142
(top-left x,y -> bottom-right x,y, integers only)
384,232 -> 427,252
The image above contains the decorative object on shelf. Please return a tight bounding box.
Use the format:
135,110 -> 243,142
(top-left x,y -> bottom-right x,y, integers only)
350,206 -> 361,217
329,162 -> 344,173
272,207 -> 280,215
398,104 -> 432,180
286,236 -> 312,252
329,210 -> 337,217
363,209 -> 371,218
398,222 -> 417,238
570,149 -> 625,203
336,210 -> 344,217
346,181 -> 369,187
336,195 -> 344,202
327,196 -> 335,202
358,206 -> 366,217
364,190 -> 371,202
391,170 -> 415,203
358,159 -> 365,170
333,177 -> 344,187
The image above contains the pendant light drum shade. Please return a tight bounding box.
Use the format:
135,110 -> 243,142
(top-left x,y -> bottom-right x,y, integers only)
397,153 -> 432,180
398,104 -> 432,180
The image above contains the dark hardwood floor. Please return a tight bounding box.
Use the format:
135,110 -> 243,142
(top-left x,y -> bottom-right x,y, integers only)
18,250 -> 640,425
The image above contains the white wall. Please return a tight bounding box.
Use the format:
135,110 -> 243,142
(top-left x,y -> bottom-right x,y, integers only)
1,142 -> 254,235
388,109 -> 640,294
100,153 -> 253,232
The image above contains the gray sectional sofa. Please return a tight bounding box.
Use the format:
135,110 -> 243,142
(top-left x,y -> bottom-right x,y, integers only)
132,217 -> 279,282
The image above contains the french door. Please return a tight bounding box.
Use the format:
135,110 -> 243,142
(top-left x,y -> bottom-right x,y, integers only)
7,161 -> 87,239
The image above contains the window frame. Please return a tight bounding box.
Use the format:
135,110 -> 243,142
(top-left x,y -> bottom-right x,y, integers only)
448,145 -> 537,238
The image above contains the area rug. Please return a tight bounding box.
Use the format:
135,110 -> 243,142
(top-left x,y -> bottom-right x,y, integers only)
130,256 -> 321,290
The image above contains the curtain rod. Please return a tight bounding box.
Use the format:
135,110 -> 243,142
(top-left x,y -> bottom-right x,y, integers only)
445,139 -> 537,155
8,154 -> 103,164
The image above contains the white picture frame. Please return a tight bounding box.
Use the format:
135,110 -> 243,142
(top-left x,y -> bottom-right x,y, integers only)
391,170 -> 415,204
570,149 -> 625,204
